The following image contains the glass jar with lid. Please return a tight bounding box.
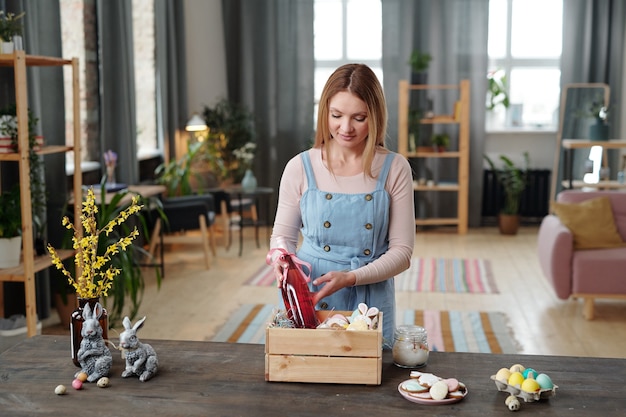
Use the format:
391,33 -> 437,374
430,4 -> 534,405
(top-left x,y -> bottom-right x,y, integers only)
392,325 -> 429,368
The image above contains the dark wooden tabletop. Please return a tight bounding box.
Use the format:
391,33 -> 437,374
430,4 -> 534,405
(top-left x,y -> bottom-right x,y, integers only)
1,336 -> 624,416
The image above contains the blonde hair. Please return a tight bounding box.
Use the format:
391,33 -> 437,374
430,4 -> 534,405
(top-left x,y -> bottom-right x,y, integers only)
314,63 -> 388,178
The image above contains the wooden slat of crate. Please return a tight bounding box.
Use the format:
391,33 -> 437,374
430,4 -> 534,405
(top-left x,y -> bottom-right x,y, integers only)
265,355 -> 382,385
265,325 -> 382,357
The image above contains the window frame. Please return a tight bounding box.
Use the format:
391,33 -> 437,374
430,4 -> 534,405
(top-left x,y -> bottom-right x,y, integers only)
487,0 -> 562,132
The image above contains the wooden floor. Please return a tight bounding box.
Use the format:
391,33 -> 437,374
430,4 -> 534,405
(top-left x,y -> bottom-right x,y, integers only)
37,225 -> 626,359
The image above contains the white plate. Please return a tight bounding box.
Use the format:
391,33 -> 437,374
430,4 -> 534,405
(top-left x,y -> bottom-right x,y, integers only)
398,379 -> 468,405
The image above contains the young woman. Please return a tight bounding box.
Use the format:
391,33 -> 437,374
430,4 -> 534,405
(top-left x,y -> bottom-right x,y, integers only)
270,63 -> 415,346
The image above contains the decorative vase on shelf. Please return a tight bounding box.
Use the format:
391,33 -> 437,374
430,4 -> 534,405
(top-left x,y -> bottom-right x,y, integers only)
70,297 -> 109,367
241,169 -> 257,191
0,235 -> 21,268
12,35 -> 22,51
589,118 -> 609,141
1,40 -> 14,54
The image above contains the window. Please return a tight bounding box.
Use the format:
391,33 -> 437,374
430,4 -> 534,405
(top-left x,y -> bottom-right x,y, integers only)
60,0 -> 157,165
487,0 -> 563,131
314,0 -> 382,126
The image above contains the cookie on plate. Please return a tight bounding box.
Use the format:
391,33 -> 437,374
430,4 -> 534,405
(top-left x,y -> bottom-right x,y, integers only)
429,380 -> 450,401
401,379 -> 429,393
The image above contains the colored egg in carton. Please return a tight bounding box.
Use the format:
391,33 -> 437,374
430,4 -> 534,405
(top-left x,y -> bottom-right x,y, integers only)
490,375 -> 558,402
490,364 -> 558,403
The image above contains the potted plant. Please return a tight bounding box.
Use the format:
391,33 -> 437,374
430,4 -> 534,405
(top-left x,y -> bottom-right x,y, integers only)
0,11 -> 24,52
0,185 -> 22,268
486,69 -> 510,111
408,49 -> 432,80
587,99 -> 610,141
0,105 -> 46,253
431,133 -> 450,152
202,98 -> 256,184
155,140 -> 208,197
483,152 -> 529,235
49,181 -> 162,329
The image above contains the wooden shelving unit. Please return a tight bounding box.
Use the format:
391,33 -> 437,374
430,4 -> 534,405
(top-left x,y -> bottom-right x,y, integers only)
397,79 -> 470,234
0,51 -> 82,337
560,139 -> 626,191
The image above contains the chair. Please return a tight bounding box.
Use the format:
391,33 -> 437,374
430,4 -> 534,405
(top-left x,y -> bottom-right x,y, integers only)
221,197 -> 258,251
148,194 -> 217,270
208,190 -> 259,250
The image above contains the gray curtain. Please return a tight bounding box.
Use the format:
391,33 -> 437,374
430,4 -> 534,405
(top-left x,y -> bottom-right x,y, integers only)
96,0 -> 138,185
382,0 -> 489,227
221,0 -> 315,220
155,0 -> 187,162
554,0 -> 626,198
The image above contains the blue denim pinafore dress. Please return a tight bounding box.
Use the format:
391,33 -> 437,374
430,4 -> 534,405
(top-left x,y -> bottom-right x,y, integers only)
296,151 -> 396,347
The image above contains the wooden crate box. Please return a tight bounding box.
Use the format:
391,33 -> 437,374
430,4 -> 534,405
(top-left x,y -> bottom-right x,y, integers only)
265,310 -> 383,385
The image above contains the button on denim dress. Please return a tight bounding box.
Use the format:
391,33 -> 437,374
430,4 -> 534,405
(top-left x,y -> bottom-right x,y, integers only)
296,151 -> 396,346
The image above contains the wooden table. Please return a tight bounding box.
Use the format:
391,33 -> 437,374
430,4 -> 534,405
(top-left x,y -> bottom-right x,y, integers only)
1,336 -> 623,416
69,184 -> 167,205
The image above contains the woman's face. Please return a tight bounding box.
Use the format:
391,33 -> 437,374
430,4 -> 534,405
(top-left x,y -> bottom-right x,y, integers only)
328,91 -> 369,150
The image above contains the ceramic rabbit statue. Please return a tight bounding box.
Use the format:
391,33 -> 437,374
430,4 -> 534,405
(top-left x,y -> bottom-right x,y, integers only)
76,302 -> 113,382
119,316 -> 158,382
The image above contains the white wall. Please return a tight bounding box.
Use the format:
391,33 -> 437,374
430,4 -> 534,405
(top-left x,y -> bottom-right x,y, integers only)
183,0 -> 227,115
484,131 -> 556,170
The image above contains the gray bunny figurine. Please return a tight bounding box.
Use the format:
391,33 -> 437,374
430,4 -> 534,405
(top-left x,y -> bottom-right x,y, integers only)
76,302 -> 113,382
119,316 -> 158,382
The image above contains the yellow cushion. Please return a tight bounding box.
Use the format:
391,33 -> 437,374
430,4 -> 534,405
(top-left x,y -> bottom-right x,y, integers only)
552,196 -> 625,250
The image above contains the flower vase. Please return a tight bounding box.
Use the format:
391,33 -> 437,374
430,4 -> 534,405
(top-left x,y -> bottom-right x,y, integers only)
1,41 -> 14,54
241,169 -> 257,191
589,118 -> 609,141
12,35 -> 23,51
106,165 -> 116,185
0,235 -> 21,268
70,297 -> 109,367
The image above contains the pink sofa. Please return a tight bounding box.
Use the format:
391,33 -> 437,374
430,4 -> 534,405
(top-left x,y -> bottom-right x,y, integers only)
537,190 -> 626,319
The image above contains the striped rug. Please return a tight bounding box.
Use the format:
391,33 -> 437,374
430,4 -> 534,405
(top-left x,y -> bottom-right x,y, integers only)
210,304 -> 518,354
395,257 -> 497,293
245,257 -> 498,294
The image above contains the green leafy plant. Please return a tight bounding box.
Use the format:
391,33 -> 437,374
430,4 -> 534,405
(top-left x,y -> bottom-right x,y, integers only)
50,181 -> 163,327
483,152 -> 529,215
155,141 -> 208,197
0,185 -> 21,238
0,105 -> 46,239
0,11 -> 24,42
202,98 -> 256,182
408,50 -> 432,73
431,133 -> 450,150
486,69 -> 510,111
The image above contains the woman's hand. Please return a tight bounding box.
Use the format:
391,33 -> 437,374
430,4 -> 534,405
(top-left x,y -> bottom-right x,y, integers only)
311,270 -> 356,305
272,261 -> 289,288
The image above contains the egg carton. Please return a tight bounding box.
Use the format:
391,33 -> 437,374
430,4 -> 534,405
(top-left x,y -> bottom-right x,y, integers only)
490,376 -> 558,402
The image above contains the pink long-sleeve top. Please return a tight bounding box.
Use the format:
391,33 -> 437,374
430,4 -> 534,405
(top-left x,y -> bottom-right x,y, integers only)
270,148 -> 415,286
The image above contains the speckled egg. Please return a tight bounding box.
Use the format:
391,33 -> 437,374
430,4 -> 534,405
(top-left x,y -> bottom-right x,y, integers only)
54,384 -> 67,395
505,395 -> 521,411
97,377 -> 110,388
